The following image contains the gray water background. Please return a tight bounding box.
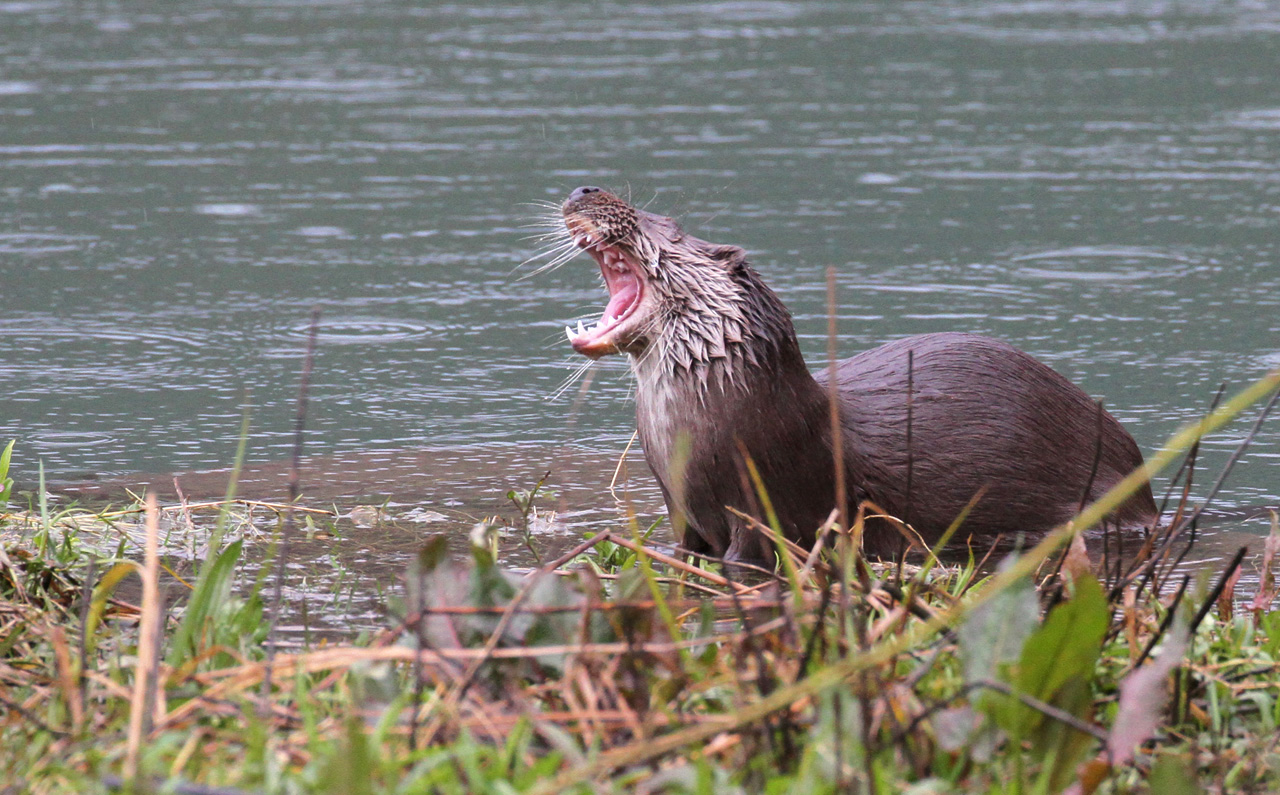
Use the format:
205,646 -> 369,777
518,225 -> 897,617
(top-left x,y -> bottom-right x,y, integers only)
3,1 -> 1280,554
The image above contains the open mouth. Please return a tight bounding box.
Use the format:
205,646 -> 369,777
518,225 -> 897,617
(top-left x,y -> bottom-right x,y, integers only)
564,237 -> 644,357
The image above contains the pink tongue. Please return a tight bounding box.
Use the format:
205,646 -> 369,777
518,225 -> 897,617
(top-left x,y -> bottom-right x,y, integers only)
604,270 -> 639,319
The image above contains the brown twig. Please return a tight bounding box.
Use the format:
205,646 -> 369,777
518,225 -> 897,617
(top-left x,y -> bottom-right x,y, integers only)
607,535 -> 752,593
541,530 -> 614,572
825,266 -> 848,534
975,679 -> 1108,743
1189,546 -> 1249,637
263,306 -> 320,704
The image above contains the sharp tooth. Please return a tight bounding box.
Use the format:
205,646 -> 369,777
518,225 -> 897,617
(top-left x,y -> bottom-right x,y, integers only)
565,326 -> 575,341
577,320 -> 586,335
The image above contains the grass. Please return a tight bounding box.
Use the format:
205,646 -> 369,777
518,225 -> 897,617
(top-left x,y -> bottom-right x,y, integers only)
3,373 -> 1280,794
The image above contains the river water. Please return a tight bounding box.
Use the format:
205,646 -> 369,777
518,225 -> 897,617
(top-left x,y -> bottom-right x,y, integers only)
3,2 -> 1280,581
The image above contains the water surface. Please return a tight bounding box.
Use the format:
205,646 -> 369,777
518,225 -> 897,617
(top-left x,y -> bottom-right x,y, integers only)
3,1 -> 1279,581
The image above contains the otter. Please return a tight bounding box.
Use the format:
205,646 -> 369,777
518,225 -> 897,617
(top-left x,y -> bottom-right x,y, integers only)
556,186 -> 1158,564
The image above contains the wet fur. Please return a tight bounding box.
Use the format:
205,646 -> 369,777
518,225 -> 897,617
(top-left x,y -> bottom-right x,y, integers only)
560,190 -> 1158,564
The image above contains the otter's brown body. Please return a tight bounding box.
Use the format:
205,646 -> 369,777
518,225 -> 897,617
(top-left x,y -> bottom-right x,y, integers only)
556,186 -> 1158,564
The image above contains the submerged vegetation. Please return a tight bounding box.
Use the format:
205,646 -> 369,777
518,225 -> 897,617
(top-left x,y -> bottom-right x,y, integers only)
3,375 -> 1280,794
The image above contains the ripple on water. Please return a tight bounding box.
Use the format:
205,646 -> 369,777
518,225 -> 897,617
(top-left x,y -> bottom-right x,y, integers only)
26,431 -> 117,449
279,316 -> 437,347
293,226 -> 349,238
194,203 -> 262,217
1009,246 -> 1197,282
857,173 -> 902,185
0,232 -> 98,255
0,319 -> 208,351
1223,109 -> 1280,130
0,81 -> 36,95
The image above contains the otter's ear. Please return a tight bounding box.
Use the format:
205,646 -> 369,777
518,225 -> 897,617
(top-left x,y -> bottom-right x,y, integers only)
641,213 -> 684,243
708,244 -> 748,271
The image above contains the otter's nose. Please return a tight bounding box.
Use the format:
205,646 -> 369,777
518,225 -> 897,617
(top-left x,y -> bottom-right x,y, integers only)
568,185 -> 603,202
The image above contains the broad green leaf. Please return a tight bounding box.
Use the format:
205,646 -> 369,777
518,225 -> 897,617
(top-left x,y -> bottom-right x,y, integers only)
166,539 -> 244,668
1002,574 -> 1109,792
957,557 -> 1039,686
83,560 -> 141,655
1148,753 -> 1200,795
1015,574 -> 1108,705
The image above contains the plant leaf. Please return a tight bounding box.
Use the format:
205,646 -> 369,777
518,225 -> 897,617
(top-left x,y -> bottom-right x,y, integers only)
1015,574 -> 1108,707
1146,753 -> 1200,795
84,560 -> 141,656
1248,511 -> 1280,617
1108,621 -> 1189,766
957,556 -> 1039,686
166,540 -> 244,668
0,439 -> 14,506
1062,532 -> 1093,585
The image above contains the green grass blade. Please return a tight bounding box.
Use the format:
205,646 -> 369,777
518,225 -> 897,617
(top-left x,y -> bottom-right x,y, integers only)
0,439 -> 14,507
165,540 -> 244,668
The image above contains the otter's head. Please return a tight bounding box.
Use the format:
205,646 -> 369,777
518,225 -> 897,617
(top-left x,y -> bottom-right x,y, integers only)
560,187 -> 792,382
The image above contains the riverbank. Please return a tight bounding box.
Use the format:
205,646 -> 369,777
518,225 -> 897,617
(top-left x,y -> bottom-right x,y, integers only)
3,400 -> 1280,793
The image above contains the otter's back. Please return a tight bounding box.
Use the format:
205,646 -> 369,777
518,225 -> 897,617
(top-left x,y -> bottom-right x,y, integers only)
816,332 -> 1157,550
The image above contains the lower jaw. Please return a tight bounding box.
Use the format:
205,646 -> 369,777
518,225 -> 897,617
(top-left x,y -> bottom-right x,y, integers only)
571,332 -> 623,358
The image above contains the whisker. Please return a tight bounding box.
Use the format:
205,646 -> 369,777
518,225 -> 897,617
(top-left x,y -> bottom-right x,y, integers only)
518,226 -> 568,237
520,230 -> 573,246
521,237 -> 575,260
515,241 -> 583,279
549,357 -> 596,402
520,208 -> 566,220
515,203 -> 579,279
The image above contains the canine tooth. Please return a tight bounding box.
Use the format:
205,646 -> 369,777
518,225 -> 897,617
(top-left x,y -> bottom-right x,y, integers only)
577,320 -> 586,335
565,325 -> 575,341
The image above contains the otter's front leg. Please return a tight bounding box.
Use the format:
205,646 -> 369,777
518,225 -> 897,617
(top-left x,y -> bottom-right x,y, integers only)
723,520 -> 774,568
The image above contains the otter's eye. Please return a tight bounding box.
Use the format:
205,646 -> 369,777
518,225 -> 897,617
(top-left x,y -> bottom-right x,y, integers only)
569,186 -> 603,202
